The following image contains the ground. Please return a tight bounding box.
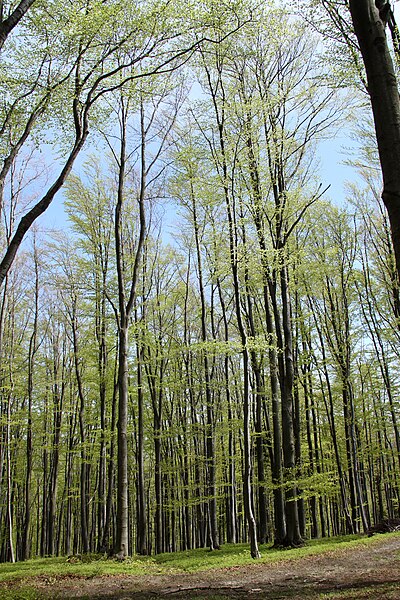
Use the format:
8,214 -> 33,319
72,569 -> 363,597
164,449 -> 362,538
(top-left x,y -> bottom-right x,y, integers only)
3,535 -> 400,599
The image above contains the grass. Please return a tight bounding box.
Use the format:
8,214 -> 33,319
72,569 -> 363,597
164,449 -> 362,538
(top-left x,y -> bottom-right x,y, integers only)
318,581 -> 400,599
0,552 -> 176,582
150,531 -> 396,572
0,532 -> 397,589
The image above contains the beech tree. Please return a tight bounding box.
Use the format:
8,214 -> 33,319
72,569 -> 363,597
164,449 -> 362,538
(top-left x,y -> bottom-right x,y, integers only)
0,0 -> 248,288
316,0 -> 400,278
348,0 -> 400,278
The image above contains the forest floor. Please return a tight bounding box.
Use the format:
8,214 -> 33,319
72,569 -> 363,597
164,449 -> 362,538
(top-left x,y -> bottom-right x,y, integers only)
1,534 -> 400,599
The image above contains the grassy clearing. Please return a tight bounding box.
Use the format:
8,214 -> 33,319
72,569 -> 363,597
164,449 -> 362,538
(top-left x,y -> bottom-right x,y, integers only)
0,532 -> 397,585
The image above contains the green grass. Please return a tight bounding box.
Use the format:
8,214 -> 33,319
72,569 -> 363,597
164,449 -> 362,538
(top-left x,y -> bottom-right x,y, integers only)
317,581 -> 400,599
0,587 -> 41,600
0,552 -> 177,582
151,532 -> 397,572
0,532 -> 397,586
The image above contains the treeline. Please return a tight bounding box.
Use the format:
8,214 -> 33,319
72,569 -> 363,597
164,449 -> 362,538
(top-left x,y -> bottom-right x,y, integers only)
0,2 -> 399,562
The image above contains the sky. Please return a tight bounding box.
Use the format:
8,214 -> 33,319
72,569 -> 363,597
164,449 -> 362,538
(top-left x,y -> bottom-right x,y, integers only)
37,132 -> 357,240
33,5 -> 400,239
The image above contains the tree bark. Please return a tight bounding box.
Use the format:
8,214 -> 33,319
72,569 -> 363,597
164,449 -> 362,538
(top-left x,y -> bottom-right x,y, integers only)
191,183 -> 219,551
114,98 -> 147,557
349,0 -> 400,278
136,341 -> 148,555
0,0 -> 36,50
21,242 -> 39,560
71,295 -> 90,554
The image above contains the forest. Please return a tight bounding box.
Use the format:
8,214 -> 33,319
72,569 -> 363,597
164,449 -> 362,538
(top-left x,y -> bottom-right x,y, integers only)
0,0 -> 400,566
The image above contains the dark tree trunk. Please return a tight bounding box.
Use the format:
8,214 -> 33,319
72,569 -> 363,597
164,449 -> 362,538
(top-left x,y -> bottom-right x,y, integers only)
71,296 -> 90,554
280,265 -> 303,547
96,269 -> 108,552
349,0 -> 400,278
136,342 -> 148,555
114,99 -> 146,558
0,0 -> 37,50
101,357 -> 118,553
21,245 -> 39,560
191,184 -> 219,551
217,278 -> 238,544
115,325 -> 129,556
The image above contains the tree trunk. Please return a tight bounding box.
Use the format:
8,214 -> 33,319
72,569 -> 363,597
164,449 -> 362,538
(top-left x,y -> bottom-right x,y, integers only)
21,245 -> 39,559
280,265 -> 303,547
96,268 -> 108,551
0,0 -> 37,50
114,98 -> 147,557
349,0 -> 400,278
115,324 -> 129,556
71,295 -> 90,554
136,342 -> 148,555
101,351 -> 118,553
191,184 -> 219,551
217,278 -> 238,544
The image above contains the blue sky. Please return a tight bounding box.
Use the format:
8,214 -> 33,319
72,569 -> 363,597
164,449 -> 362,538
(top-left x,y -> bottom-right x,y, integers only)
36,4 -> 400,237
38,131 -> 355,236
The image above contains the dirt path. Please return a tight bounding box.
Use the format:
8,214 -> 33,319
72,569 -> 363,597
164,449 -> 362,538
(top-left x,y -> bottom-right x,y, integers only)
10,536 -> 400,599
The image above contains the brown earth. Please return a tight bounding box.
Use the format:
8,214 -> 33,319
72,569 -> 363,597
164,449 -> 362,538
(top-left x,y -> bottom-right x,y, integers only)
5,535 -> 400,599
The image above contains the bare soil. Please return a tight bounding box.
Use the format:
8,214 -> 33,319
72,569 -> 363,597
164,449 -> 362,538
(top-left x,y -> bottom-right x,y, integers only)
5,536 -> 400,599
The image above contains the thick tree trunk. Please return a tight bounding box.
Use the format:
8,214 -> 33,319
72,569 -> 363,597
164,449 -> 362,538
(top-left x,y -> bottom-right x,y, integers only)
0,97 -> 89,288
349,0 -> 400,278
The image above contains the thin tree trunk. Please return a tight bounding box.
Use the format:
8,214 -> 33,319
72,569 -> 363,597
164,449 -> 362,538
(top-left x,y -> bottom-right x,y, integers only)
216,278 -> 238,544
191,183 -> 219,550
6,357 -> 15,562
114,98 -> 147,557
21,243 -> 39,559
101,350 -> 118,553
280,265 -> 303,546
136,342 -> 148,555
96,267 -> 108,551
115,323 -> 129,557
308,293 -> 354,533
71,295 -> 89,553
